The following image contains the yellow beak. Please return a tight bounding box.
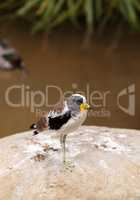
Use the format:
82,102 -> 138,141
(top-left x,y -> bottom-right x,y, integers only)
80,103 -> 90,111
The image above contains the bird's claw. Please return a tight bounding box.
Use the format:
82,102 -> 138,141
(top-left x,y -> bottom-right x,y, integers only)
63,160 -> 75,171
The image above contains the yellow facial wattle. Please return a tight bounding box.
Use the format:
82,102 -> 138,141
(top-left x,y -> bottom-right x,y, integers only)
80,103 -> 90,111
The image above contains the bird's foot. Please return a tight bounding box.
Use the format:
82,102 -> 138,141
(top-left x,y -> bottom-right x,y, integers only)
63,160 -> 75,171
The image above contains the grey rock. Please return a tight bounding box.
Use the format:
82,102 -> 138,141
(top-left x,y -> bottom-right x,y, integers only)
0,126 -> 140,200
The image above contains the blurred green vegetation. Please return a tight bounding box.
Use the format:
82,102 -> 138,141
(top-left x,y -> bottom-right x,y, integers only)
0,0 -> 140,33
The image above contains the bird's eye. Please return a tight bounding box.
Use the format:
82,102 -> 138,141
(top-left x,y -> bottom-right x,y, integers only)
76,98 -> 83,105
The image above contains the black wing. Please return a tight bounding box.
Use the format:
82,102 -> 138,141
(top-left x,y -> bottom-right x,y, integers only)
48,110 -> 71,130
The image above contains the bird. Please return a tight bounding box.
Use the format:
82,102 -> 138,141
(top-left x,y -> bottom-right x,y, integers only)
0,40 -> 26,70
30,94 -> 90,164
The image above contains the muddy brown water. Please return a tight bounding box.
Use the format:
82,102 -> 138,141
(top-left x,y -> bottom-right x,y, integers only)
0,24 -> 139,138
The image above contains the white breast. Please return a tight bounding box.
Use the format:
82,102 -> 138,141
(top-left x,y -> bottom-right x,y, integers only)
59,110 -> 88,135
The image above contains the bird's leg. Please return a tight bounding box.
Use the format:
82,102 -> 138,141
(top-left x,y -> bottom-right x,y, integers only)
60,134 -> 75,170
63,135 -> 67,164
60,134 -> 67,164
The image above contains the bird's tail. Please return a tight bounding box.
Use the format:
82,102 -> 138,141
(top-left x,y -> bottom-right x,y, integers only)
30,123 -> 39,135
30,116 -> 47,136
30,123 -> 37,129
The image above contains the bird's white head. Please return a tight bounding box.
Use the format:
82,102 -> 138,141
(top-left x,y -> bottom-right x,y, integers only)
67,94 -> 90,112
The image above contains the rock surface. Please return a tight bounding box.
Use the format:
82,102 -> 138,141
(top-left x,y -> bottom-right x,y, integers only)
0,126 -> 140,200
